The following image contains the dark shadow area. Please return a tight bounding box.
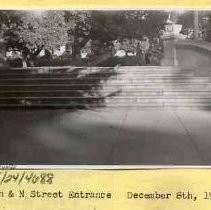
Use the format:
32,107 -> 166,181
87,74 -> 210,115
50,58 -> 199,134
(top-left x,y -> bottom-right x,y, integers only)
98,54 -> 162,67
0,66 -> 121,109
0,110 -> 206,165
196,100 -> 211,111
99,56 -> 142,66
166,68 -> 211,111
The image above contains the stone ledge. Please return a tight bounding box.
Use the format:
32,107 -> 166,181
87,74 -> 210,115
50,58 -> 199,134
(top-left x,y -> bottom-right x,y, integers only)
176,40 -> 211,56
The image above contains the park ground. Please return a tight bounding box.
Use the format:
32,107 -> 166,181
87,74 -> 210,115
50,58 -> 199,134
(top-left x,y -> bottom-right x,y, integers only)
1,108 -> 211,165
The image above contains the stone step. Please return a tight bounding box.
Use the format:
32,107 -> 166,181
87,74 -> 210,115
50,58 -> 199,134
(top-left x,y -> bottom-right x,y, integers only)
115,66 -> 181,70
109,92 -> 211,97
0,67 -> 114,75
1,83 -> 211,91
0,84 -> 101,91
0,78 -> 209,85
104,102 -> 211,107
0,102 -> 210,110
103,103 -> 211,110
80,70 -> 192,76
103,78 -> 210,83
0,96 -> 210,103
0,98 -> 104,106
0,75 -> 200,81
0,65 -> 209,110
10,66 -> 181,70
0,73 -> 194,79
1,67 -> 83,74
111,74 -> 194,78
0,70 -> 173,76
1,95 -> 211,102
101,83 -> 211,89
163,91 -> 211,96
0,90 -> 87,97
0,73 -> 116,78
104,98 -> 211,103
107,70 -> 191,74
1,90 -> 211,97
5,66 -> 179,74
0,70 -> 191,75
4,66 -> 188,74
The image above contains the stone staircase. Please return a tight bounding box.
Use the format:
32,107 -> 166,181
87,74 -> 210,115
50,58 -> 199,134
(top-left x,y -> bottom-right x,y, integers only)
0,65 -> 211,110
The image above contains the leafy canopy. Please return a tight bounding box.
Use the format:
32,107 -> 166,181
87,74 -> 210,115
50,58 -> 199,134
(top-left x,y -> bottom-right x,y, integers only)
18,11 -> 69,51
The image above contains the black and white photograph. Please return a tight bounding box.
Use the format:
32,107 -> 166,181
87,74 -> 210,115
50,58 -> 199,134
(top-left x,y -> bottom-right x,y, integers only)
0,9 -> 211,165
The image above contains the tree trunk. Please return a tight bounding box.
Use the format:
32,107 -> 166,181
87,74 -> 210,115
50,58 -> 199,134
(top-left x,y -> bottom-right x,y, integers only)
72,24 -> 90,59
31,47 -> 43,59
27,47 -> 44,67
72,25 -> 79,59
72,43 -> 80,59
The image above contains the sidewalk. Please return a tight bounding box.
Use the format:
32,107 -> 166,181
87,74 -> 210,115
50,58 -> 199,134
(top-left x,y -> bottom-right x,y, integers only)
0,108 -> 211,165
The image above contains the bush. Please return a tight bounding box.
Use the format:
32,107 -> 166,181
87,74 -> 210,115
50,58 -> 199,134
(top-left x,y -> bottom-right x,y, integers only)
7,58 -> 23,67
99,56 -> 141,67
33,58 -> 89,67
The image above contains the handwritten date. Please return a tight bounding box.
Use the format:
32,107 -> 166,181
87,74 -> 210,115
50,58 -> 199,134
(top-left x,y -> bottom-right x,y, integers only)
0,171 -> 54,185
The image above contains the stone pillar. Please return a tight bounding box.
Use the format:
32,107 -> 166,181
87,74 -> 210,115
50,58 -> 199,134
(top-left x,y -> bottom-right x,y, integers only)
193,10 -> 199,40
161,20 -> 183,66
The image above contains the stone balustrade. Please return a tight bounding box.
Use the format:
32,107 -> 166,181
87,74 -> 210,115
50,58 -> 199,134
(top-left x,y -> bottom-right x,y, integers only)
175,40 -> 211,77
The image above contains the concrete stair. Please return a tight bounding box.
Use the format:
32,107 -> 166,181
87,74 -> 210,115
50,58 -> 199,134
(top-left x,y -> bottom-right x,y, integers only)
0,65 -> 211,110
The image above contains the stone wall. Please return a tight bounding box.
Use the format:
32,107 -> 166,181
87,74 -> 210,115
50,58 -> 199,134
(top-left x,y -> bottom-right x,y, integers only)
176,40 -> 211,77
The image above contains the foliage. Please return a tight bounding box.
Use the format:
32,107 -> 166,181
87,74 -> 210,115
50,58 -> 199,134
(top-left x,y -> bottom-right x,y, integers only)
64,10 -> 91,57
64,10 -> 168,57
177,11 -> 209,35
0,10 -> 168,64
0,10 -> 22,47
177,11 -> 194,32
90,10 -> 168,42
0,10 -> 70,60
18,11 -> 69,55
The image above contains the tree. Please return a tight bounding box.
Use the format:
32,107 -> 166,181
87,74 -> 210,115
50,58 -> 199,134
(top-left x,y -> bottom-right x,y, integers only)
177,10 -> 209,37
63,10 -> 168,58
17,11 -> 69,65
0,10 -> 70,66
0,10 -> 22,65
64,10 -> 91,58
200,12 -> 211,41
89,10 -> 168,44
0,10 -> 168,65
